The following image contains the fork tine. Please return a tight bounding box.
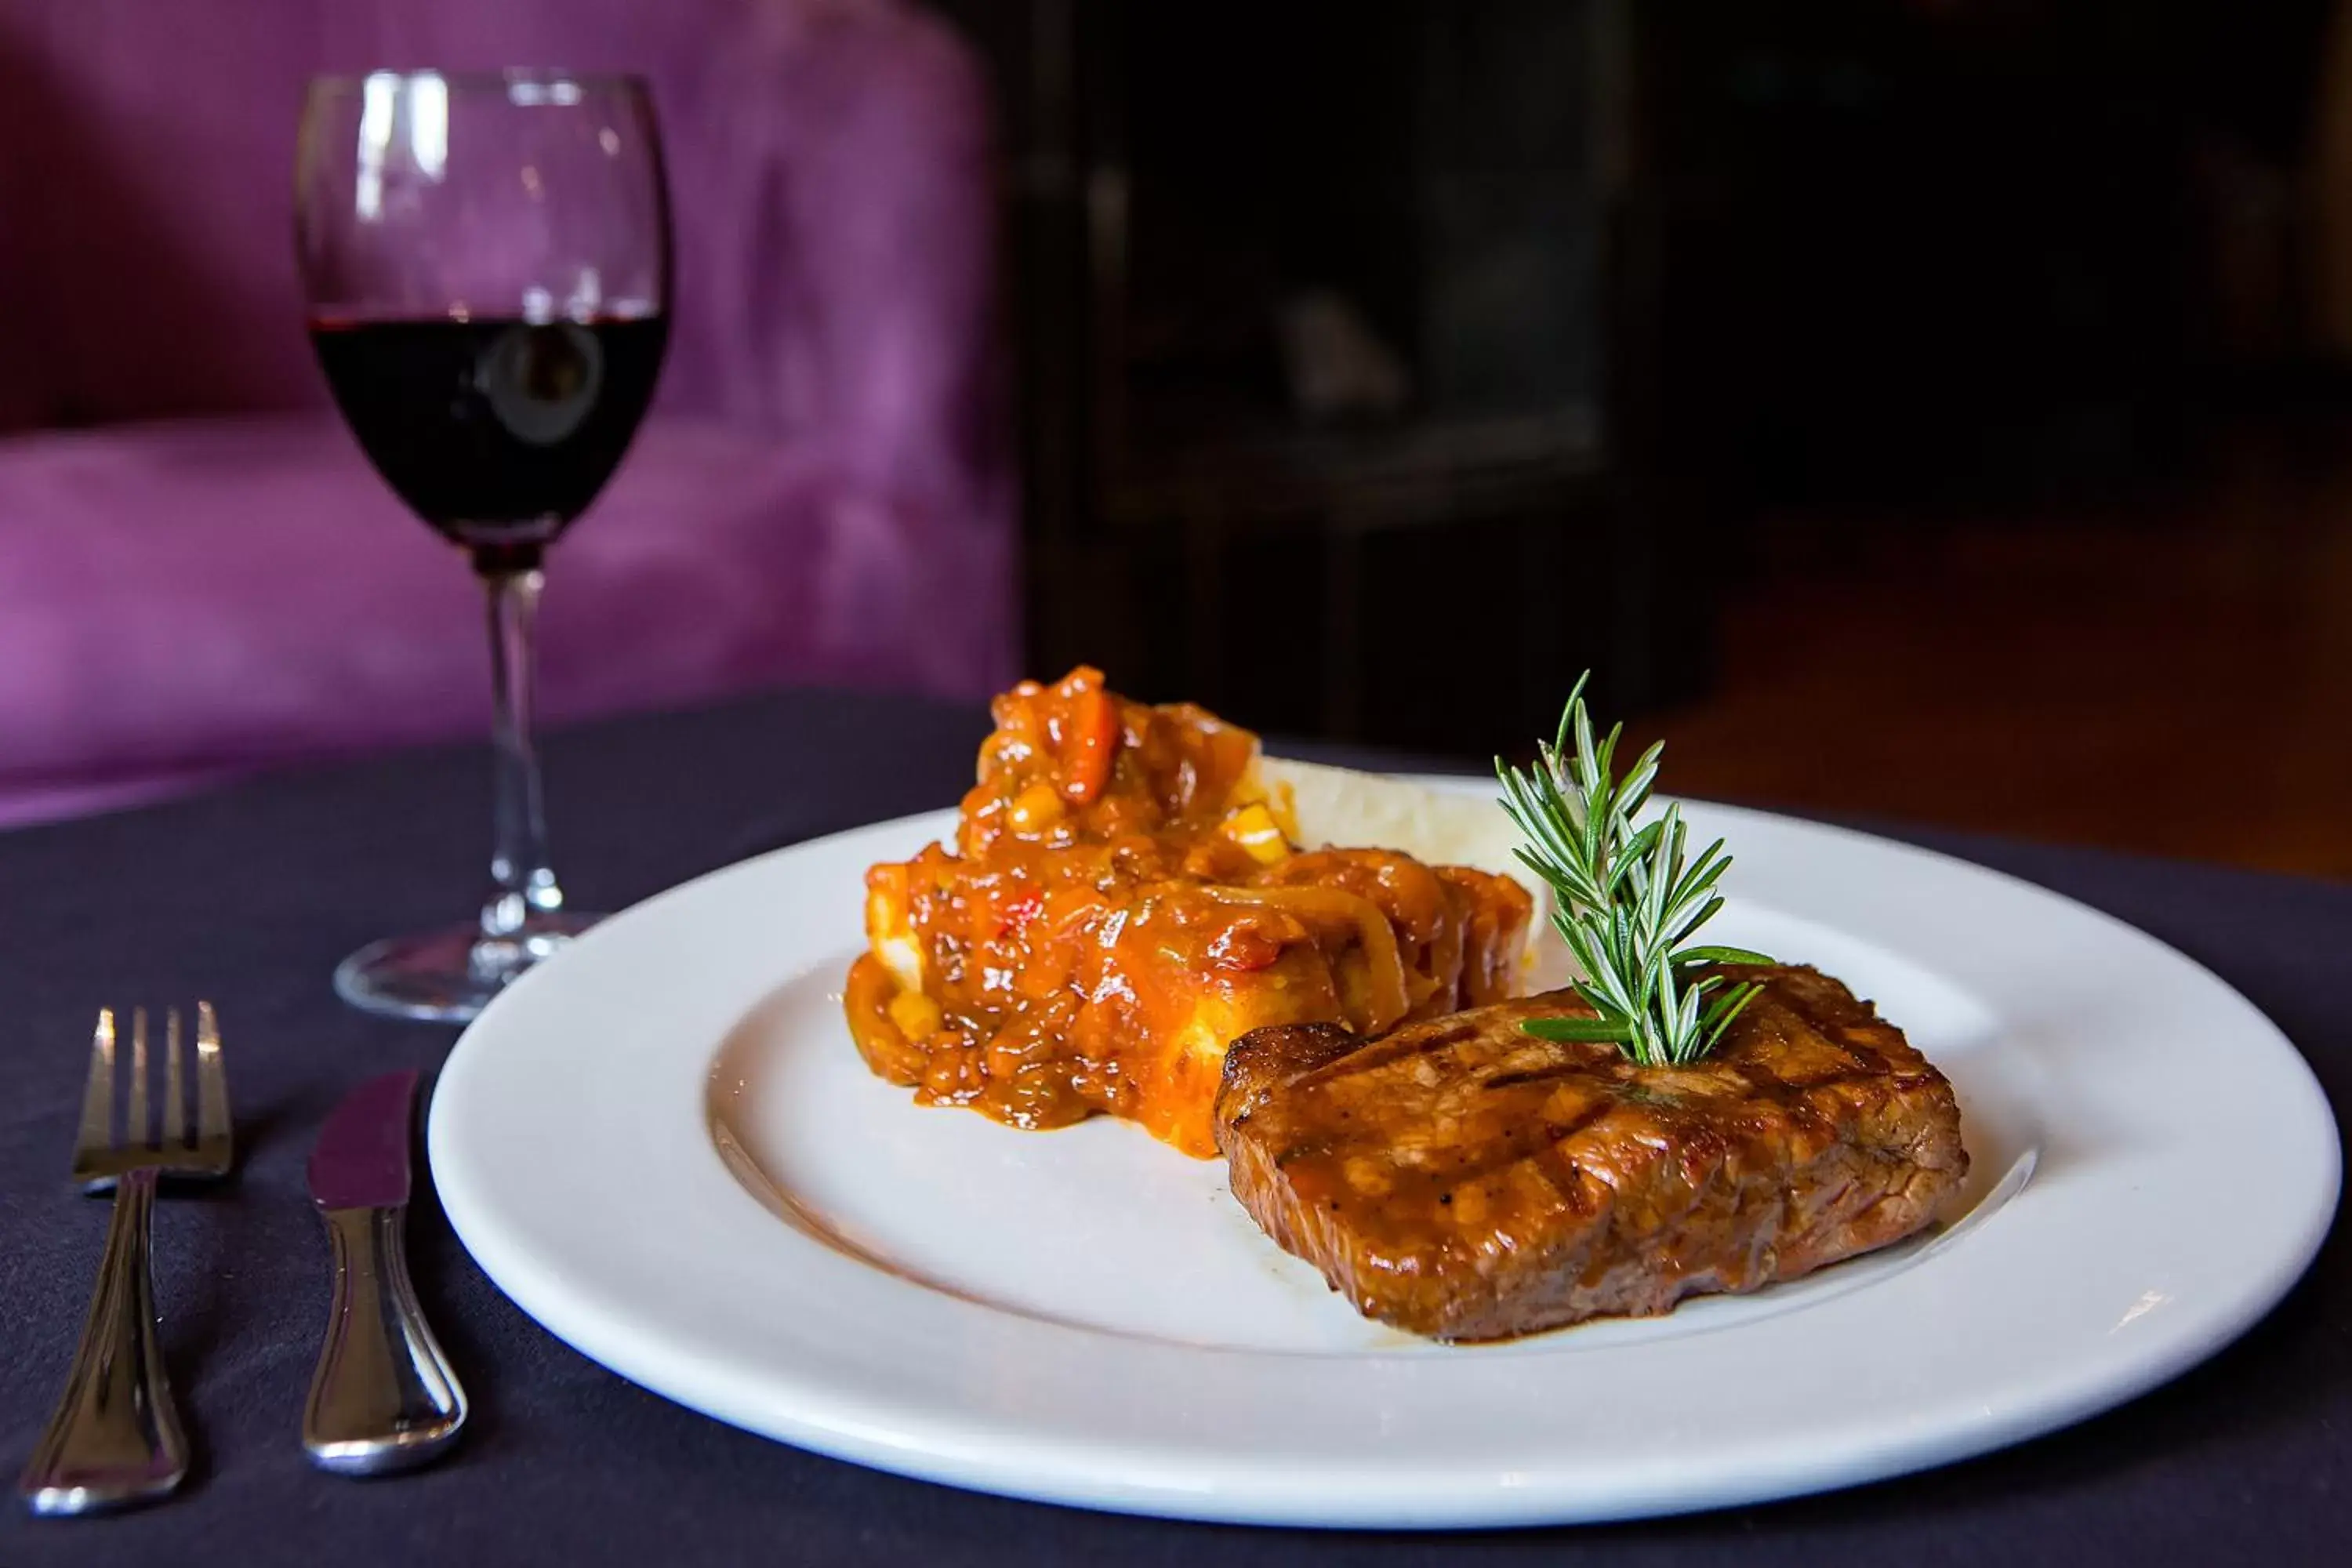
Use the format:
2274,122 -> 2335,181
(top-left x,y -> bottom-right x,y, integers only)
163,1007 -> 186,1147
74,1010 -> 115,1160
125,1007 -> 150,1150
194,1001 -> 230,1156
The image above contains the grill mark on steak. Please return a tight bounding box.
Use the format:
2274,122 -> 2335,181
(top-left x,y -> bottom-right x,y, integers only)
1836,1036 -> 1893,1076
1214,964 -> 1968,1341
1725,1060 -> 1872,1105
1482,1062 -> 1599,1091
1415,1099 -> 1620,1195
1290,1018 -> 1486,1089
1290,992 -> 1610,1089
1731,1067 -> 1940,1110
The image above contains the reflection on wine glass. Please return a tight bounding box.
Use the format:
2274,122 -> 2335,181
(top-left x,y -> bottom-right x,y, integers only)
296,71 -> 672,1021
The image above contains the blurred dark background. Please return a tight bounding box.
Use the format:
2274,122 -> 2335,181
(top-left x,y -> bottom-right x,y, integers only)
941,0 -> 2352,875
5,0 -> 2347,876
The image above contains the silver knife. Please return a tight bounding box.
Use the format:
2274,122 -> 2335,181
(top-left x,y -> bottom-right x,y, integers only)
302,1069 -> 467,1475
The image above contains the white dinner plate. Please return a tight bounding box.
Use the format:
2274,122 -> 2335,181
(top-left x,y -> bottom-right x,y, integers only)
429,784 -> 2340,1527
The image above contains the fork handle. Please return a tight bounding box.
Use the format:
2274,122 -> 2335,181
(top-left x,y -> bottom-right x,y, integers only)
16,1168 -> 189,1515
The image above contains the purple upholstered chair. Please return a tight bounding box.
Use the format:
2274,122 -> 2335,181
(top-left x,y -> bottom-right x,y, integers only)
0,0 -> 1015,827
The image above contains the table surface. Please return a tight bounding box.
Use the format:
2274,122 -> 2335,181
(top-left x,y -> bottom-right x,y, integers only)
0,688 -> 2345,1566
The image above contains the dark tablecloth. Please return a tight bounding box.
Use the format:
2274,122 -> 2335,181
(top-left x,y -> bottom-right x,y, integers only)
0,688 -> 2345,1566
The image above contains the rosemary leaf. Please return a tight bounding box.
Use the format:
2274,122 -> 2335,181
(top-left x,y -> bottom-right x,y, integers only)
1676,944 -> 1776,967
1522,1014 -> 1636,1044
1496,674 -> 1776,1068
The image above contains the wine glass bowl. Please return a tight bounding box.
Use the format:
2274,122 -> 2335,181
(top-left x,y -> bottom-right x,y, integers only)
296,71 -> 671,1021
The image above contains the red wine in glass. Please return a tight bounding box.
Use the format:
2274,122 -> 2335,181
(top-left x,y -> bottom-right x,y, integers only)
310,314 -> 670,571
296,71 -> 672,1021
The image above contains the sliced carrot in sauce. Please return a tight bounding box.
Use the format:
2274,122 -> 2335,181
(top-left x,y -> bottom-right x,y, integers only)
1061,687 -> 1120,804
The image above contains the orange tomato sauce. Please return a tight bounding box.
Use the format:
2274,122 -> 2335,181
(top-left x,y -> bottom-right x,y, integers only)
844,667 -> 1534,1156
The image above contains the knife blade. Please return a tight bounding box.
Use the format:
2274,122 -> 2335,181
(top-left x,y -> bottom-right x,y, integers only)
302,1070 -> 466,1475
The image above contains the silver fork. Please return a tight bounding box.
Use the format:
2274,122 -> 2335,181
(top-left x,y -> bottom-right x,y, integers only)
17,1005 -> 233,1517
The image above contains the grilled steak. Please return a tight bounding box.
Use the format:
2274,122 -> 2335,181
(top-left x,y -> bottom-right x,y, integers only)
1214,965 -> 1968,1341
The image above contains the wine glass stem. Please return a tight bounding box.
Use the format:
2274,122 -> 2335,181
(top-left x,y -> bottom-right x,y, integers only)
480,565 -> 564,941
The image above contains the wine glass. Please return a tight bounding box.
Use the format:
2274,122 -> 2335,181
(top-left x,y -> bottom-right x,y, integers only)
295,71 -> 671,1021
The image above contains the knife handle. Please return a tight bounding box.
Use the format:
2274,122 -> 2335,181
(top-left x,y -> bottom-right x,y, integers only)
303,1207 -> 466,1475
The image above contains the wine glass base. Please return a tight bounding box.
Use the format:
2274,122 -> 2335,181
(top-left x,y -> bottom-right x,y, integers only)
334,914 -> 601,1023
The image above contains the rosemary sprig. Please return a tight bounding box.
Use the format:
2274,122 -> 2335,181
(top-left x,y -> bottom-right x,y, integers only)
1496,673 -> 1773,1067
